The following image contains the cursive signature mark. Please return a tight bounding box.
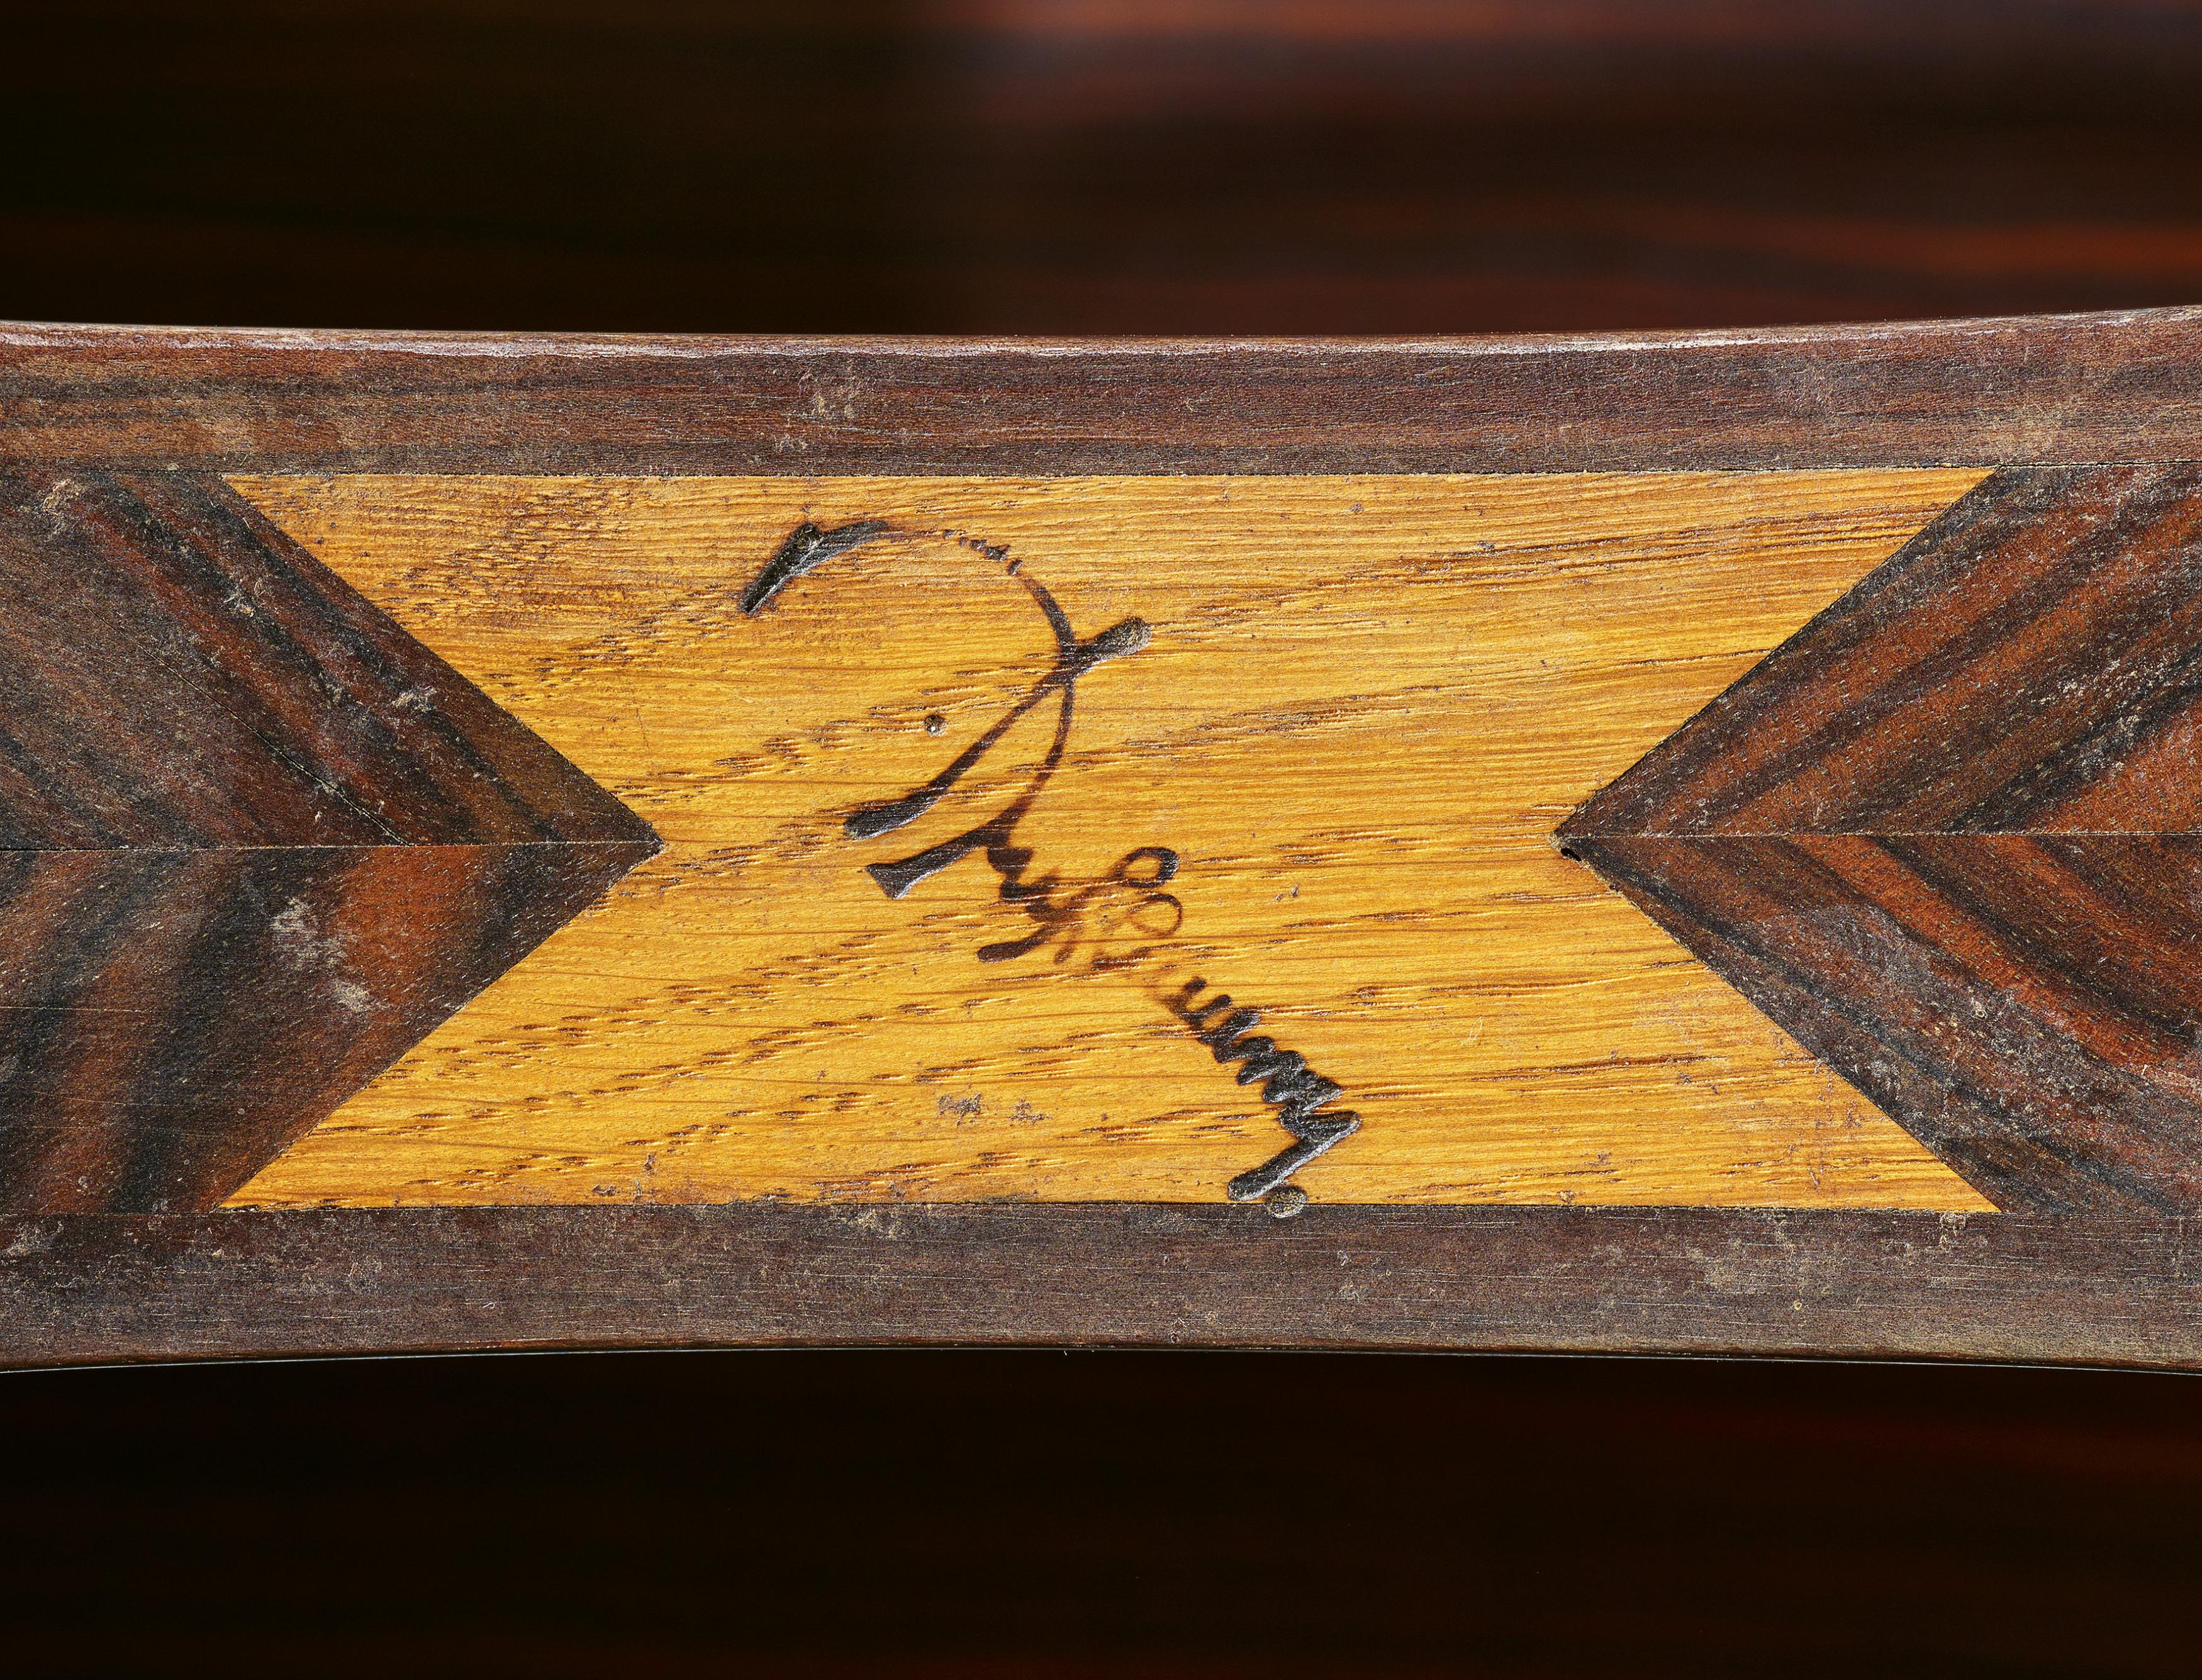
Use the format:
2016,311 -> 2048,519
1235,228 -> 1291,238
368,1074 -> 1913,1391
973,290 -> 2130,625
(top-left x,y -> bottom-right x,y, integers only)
1170,978 -> 1360,1202
742,519 -> 1359,1207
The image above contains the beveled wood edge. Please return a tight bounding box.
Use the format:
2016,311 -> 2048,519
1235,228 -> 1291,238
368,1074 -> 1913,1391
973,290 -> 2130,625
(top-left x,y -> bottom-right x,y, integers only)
6,306 -> 2202,475
3,1204 -> 2197,1370
13,305 -> 2198,356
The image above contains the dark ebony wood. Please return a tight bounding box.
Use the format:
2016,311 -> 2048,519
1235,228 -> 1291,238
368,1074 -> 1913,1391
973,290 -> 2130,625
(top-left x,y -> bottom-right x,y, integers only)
0,471 -> 655,1212
3,1203 -> 2201,1369
0,473 -> 647,847
8,312 -> 2202,476
1563,466 -> 2202,1215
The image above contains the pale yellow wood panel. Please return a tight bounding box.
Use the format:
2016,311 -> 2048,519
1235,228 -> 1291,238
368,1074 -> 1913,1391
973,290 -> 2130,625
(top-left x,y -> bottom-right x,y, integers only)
225,471 -> 1993,1211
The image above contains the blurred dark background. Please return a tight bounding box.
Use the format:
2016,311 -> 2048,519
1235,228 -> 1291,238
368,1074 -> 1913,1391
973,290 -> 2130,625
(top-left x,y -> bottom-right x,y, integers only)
7,0 -> 2202,334
5,1352 -> 2199,1677
5,1 -> 2201,1674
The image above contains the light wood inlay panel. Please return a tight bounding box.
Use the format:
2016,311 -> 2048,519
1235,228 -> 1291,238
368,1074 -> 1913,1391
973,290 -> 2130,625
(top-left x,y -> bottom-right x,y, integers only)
223,471 -> 1992,1210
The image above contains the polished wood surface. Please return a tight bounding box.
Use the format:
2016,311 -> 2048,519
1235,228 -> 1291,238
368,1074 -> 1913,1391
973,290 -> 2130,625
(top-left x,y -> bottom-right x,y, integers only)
0,470 -> 651,1213
8,315 -> 2202,1370
223,469 -> 1987,1211
1568,464 -> 2202,1214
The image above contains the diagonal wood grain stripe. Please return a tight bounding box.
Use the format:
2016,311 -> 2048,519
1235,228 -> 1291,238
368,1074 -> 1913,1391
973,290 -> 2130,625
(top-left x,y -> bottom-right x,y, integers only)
14,315 -> 2202,1368
1563,465 -> 2202,1213
0,471 -> 656,1212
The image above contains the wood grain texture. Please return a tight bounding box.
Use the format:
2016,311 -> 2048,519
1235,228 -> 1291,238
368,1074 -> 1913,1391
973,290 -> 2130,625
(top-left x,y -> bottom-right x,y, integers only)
1565,465 -> 2202,1214
4,313 -> 2202,1365
218,469 -> 1987,1211
7,1204 -> 2202,1370
0,471 -> 654,1210
6,311 -> 2202,477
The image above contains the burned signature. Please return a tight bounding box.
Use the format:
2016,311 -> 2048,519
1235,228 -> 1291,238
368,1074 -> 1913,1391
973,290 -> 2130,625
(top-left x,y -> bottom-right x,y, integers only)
741,520 -> 1358,1207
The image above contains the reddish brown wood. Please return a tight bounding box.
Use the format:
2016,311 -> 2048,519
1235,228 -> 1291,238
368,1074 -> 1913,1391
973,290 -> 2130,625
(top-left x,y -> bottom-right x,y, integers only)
1563,466 -> 2202,1214
4,311 -> 2202,477
0,471 -> 654,1211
